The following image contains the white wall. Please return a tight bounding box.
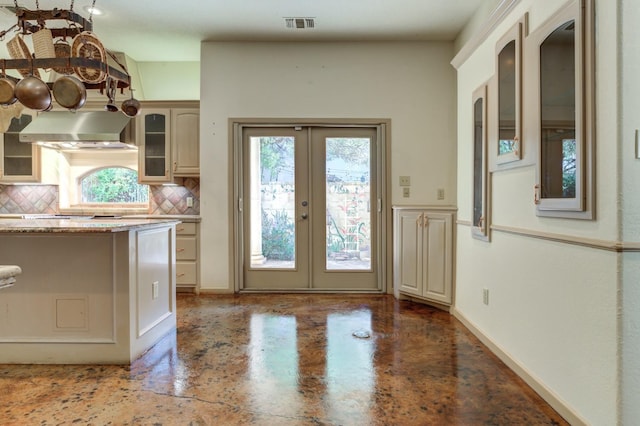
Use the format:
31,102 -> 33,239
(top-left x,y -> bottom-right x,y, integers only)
454,0 -> 620,424
620,0 -> 640,423
200,41 -> 457,290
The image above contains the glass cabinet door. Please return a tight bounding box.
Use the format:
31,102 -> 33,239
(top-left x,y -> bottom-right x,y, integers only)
0,113 -> 40,183
138,109 -> 171,183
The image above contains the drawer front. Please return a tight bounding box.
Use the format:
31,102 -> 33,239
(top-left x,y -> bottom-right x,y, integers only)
176,222 -> 197,235
176,236 -> 197,260
176,262 -> 197,285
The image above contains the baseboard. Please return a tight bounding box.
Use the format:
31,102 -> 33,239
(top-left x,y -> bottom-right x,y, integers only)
451,307 -> 589,426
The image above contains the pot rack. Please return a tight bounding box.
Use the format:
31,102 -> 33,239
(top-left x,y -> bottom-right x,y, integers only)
0,7 -> 130,90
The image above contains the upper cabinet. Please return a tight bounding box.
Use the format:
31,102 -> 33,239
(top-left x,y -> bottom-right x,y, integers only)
138,109 -> 171,183
171,108 -> 199,177
137,101 -> 199,184
0,111 -> 40,183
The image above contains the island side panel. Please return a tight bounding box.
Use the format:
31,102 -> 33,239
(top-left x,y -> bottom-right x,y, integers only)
129,225 -> 177,360
0,233 -> 119,363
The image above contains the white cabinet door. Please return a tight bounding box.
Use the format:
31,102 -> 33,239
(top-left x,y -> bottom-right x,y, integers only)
395,209 -> 423,297
393,207 -> 454,305
422,212 -> 453,305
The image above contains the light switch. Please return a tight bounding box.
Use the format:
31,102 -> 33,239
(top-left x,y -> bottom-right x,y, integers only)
402,187 -> 410,198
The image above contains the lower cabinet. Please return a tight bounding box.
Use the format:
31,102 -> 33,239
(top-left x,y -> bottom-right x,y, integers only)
176,221 -> 200,292
393,207 -> 455,306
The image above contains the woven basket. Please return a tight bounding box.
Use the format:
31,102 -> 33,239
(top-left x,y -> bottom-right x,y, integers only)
33,28 -> 55,60
71,31 -> 106,84
53,41 -> 73,74
7,34 -> 40,78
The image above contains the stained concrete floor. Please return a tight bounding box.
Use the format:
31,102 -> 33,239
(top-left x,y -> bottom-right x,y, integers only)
1,294 -> 567,425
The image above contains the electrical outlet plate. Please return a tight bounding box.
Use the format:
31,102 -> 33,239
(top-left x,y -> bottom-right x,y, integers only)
187,197 -> 194,207
152,281 -> 159,299
399,176 -> 411,186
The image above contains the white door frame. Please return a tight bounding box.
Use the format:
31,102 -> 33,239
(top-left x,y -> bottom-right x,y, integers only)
231,118 -> 391,293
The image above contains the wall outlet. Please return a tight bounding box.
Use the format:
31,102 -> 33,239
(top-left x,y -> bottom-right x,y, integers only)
186,197 -> 194,207
402,187 -> 410,198
152,281 -> 159,300
437,188 -> 445,200
399,176 -> 411,186
483,288 -> 489,305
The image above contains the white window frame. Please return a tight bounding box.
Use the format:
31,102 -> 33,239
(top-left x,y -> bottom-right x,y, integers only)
493,21 -> 523,167
529,0 -> 595,219
472,83 -> 490,241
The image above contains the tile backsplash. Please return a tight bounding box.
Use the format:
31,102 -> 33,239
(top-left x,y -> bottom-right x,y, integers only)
0,185 -> 58,214
0,178 -> 200,215
150,178 -> 200,215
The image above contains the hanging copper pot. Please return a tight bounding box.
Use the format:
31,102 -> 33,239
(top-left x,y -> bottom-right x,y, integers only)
15,75 -> 52,111
52,75 -> 87,110
0,61 -> 17,106
121,90 -> 140,117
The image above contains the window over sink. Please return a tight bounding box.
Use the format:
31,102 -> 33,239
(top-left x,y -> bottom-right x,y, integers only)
80,167 -> 149,204
56,149 -> 150,213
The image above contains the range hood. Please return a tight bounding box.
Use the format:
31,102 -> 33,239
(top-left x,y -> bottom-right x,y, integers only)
19,111 -> 135,150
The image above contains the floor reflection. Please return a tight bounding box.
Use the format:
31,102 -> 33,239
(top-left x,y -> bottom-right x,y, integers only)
248,314 -> 301,416
326,310 -> 375,424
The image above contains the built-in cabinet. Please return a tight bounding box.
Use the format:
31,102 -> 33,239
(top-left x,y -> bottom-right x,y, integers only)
175,220 -> 200,292
0,111 -> 40,183
137,102 -> 199,184
393,206 -> 455,306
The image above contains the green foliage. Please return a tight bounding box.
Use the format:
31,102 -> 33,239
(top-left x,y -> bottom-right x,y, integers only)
562,139 -> 576,198
82,167 -> 149,203
260,137 -> 294,182
262,210 -> 295,260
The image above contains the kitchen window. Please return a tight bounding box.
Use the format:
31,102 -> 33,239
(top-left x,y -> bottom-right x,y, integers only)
80,167 -> 149,204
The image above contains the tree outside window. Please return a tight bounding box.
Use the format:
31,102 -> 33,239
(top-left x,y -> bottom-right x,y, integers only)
81,167 -> 149,203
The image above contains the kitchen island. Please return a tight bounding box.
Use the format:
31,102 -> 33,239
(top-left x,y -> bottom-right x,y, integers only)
0,218 -> 180,364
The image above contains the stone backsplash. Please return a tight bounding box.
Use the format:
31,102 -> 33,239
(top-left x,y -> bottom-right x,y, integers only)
150,178 -> 200,215
0,185 -> 58,214
0,178 -> 200,215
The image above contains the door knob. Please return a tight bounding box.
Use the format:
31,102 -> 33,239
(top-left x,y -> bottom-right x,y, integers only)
301,213 -> 308,220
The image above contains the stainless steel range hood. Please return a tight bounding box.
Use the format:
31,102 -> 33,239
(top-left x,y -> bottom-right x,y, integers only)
19,111 -> 135,150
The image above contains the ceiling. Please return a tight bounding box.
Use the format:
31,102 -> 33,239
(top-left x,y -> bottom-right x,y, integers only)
0,0 -> 486,62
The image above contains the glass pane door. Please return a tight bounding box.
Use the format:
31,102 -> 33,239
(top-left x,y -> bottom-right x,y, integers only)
241,126 -> 379,292
242,127 -> 309,290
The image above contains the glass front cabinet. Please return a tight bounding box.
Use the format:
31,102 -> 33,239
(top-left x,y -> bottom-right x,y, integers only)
0,112 -> 40,183
138,109 -> 172,184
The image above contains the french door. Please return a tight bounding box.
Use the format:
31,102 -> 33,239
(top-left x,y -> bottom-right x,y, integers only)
236,124 -> 384,292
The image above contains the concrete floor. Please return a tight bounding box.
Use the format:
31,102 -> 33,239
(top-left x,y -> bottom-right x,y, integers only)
1,294 -> 567,425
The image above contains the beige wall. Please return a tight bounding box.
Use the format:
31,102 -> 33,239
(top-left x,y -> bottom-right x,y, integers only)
199,41 -> 457,290
454,0 -> 623,424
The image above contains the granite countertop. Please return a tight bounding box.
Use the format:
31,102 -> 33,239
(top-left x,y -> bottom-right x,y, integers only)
0,218 -> 182,234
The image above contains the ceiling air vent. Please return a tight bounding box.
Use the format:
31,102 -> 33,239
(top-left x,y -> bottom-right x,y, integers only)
285,17 -> 315,29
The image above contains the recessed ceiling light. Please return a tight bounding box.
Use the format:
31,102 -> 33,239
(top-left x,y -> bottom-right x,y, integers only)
83,5 -> 103,16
